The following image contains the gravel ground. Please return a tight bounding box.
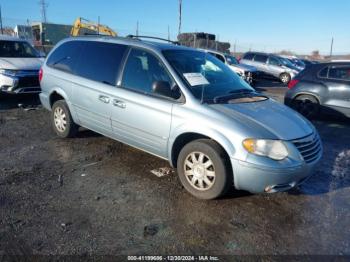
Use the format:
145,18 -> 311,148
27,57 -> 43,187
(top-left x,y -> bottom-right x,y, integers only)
0,84 -> 349,257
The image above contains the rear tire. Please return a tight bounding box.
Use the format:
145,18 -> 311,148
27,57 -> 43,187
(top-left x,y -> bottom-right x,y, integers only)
291,94 -> 319,119
177,139 -> 232,200
51,100 -> 78,138
280,73 -> 291,85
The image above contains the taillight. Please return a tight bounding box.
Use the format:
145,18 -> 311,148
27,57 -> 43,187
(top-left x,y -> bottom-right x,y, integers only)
288,79 -> 299,89
39,68 -> 43,82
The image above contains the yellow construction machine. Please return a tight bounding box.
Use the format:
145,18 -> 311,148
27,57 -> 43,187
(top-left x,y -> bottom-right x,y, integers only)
71,17 -> 117,37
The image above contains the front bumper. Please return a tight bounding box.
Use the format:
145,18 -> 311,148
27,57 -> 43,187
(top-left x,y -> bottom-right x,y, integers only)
231,157 -> 320,193
0,72 -> 41,94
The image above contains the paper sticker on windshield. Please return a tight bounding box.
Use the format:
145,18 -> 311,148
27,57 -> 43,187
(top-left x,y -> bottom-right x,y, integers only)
183,73 -> 209,86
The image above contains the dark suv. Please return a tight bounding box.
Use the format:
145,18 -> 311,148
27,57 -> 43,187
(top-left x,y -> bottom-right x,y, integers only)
285,62 -> 350,118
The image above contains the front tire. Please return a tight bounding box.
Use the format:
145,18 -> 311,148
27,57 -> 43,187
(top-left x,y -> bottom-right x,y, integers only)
177,139 -> 232,200
280,73 -> 291,85
51,100 -> 78,138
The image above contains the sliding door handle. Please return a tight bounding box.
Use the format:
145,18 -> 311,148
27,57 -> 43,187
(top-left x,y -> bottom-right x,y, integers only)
98,95 -> 110,104
113,99 -> 126,108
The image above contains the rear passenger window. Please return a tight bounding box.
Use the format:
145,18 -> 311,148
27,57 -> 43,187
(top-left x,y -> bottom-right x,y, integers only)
121,48 -> 173,95
318,67 -> 328,78
243,53 -> 254,60
47,41 -> 83,73
75,41 -> 127,86
254,54 -> 268,63
328,66 -> 350,81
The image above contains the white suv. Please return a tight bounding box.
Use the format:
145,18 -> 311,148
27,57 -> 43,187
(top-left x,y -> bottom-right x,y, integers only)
0,35 -> 43,94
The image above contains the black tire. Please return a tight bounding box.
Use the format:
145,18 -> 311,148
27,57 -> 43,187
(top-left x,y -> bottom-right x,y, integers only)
177,139 -> 232,200
291,94 -> 319,119
280,73 -> 291,85
51,100 -> 78,138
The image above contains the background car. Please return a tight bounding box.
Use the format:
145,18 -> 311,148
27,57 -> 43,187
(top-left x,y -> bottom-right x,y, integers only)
285,62 -> 350,118
240,52 -> 301,84
203,49 -> 258,86
0,35 -> 44,94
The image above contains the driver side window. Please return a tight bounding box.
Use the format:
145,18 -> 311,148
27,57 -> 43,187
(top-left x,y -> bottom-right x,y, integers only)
122,48 -> 174,96
268,57 -> 280,66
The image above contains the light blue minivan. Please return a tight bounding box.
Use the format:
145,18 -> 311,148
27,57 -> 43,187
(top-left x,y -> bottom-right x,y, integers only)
39,36 -> 322,199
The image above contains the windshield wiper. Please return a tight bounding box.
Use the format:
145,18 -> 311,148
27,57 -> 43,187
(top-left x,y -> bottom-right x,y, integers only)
213,89 -> 255,103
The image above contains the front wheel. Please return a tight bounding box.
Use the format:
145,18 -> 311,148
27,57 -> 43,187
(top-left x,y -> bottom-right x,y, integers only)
177,139 -> 232,200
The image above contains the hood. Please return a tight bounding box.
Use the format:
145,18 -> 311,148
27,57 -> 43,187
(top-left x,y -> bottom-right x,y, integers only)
234,63 -> 258,72
0,57 -> 43,70
283,64 -> 301,73
209,98 -> 313,140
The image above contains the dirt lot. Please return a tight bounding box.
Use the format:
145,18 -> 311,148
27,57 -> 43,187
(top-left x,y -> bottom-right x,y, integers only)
0,84 -> 349,257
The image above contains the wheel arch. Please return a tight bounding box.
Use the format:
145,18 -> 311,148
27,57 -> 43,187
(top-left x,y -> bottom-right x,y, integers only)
169,130 -> 235,169
292,92 -> 321,105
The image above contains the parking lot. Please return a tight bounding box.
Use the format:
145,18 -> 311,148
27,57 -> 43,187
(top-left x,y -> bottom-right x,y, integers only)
0,81 -> 349,256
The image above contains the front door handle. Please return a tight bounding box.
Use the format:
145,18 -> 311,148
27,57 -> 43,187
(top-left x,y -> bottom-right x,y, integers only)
113,99 -> 126,108
99,95 -> 110,104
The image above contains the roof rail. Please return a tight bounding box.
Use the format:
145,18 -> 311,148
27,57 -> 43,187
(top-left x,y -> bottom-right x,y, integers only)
126,35 -> 180,45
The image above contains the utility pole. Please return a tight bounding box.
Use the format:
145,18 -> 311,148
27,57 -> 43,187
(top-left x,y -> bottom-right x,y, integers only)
167,25 -> 170,40
136,21 -> 139,36
0,5 -> 3,35
330,37 -> 334,57
97,16 -> 100,35
39,0 -> 48,23
233,40 -> 237,55
178,0 -> 182,36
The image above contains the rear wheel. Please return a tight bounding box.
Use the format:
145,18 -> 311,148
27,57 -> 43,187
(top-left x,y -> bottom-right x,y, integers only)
177,139 -> 232,200
291,94 -> 319,119
52,100 -> 79,138
280,73 -> 291,85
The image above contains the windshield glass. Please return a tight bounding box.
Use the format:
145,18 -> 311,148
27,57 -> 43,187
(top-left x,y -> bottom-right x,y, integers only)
225,55 -> 239,65
280,57 -> 295,68
163,49 -> 254,102
0,40 -> 39,58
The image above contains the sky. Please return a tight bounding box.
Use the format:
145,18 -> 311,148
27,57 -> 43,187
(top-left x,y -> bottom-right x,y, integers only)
1,0 -> 349,55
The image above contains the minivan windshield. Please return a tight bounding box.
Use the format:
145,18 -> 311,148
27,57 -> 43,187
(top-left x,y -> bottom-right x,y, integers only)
0,40 -> 39,58
163,49 -> 254,103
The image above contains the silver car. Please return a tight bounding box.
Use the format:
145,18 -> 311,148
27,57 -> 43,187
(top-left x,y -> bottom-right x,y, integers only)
201,49 -> 258,85
0,35 -> 43,94
39,36 -> 322,199
240,52 -> 300,84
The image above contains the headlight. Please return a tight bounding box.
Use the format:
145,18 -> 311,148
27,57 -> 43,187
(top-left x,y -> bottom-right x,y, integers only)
236,69 -> 244,76
0,69 -> 17,76
242,139 -> 288,160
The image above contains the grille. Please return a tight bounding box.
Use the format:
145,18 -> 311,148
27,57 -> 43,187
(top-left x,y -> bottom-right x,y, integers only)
18,75 -> 40,88
292,133 -> 322,163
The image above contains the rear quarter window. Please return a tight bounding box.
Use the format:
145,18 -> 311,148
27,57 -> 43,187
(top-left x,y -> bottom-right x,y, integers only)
46,41 -> 83,73
318,66 -> 329,78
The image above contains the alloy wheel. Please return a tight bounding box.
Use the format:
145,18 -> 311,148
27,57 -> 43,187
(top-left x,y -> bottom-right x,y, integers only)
54,106 -> 67,132
184,151 -> 216,191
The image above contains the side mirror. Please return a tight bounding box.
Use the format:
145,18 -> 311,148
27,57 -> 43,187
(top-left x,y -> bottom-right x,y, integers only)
152,81 -> 180,99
